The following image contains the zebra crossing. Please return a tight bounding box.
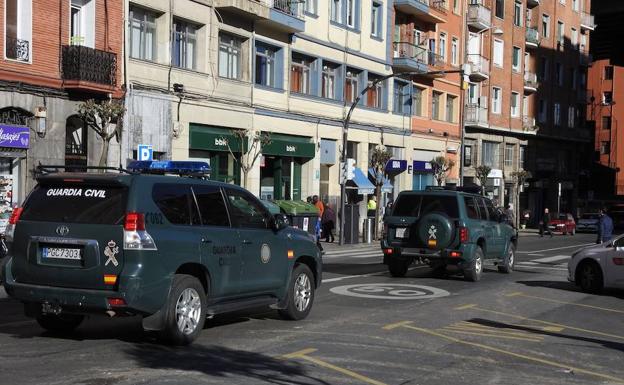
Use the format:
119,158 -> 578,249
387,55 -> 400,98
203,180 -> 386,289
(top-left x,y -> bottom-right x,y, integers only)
322,244 -> 383,260
514,254 -> 570,271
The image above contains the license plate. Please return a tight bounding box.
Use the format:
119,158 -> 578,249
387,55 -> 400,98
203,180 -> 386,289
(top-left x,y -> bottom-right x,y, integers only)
42,247 -> 82,260
395,228 -> 408,238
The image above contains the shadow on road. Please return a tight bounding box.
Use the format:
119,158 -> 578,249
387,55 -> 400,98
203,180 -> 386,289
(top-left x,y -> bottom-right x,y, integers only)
516,280 -> 624,299
124,343 -> 331,385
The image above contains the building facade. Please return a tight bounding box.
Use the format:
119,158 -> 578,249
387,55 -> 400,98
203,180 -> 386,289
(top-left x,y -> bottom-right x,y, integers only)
0,0 -> 123,209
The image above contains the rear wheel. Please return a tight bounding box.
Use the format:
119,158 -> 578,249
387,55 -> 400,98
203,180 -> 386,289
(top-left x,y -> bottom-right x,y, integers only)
388,258 -> 410,277
577,261 -> 603,293
159,274 -> 206,346
279,263 -> 315,320
464,247 -> 484,282
498,244 -> 515,274
36,314 -> 84,333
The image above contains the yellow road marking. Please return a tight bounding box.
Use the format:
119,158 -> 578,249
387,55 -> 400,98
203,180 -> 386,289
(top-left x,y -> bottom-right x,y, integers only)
282,348 -> 388,385
441,328 -> 543,342
507,292 -> 624,314
542,326 -> 565,332
454,304 -> 478,310
383,320 -> 413,330
388,322 -> 624,384
444,326 -> 545,340
458,305 -> 624,341
504,292 -> 523,297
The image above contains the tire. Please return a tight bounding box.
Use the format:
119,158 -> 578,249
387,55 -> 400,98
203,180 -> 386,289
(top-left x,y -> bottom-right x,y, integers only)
430,263 -> 447,278
577,261 -> 604,293
498,244 -> 515,274
388,258 -> 410,277
464,247 -> 484,282
159,274 -> 207,346
36,314 -> 84,334
279,264 -> 315,321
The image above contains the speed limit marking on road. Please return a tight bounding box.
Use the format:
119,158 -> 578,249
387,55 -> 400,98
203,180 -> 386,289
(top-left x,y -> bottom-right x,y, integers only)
330,283 -> 450,300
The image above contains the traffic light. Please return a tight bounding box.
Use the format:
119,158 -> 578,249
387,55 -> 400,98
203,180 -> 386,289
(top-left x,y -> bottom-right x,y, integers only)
346,158 -> 355,180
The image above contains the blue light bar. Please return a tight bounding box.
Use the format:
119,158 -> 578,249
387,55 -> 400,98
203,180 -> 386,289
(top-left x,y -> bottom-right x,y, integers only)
127,160 -> 211,176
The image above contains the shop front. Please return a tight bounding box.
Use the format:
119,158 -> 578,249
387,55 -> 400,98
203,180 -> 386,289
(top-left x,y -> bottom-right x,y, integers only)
260,133 -> 315,201
412,160 -> 434,190
188,124 -> 242,185
0,123 -> 29,231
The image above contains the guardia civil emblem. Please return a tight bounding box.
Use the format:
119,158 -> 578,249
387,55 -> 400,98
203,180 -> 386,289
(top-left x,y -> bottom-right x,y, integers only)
104,240 -> 119,267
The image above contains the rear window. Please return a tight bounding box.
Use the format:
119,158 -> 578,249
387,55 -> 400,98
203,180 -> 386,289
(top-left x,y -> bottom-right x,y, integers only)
21,184 -> 127,224
582,213 -> 599,219
393,194 -> 459,218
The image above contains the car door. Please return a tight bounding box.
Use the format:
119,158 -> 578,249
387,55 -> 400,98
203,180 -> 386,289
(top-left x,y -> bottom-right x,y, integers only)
484,198 -> 504,257
604,236 -> 624,288
477,197 -> 498,257
225,188 -> 289,295
191,184 -> 241,300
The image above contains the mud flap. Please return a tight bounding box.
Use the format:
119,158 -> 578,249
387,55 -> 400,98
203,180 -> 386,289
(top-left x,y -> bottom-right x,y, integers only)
142,308 -> 166,331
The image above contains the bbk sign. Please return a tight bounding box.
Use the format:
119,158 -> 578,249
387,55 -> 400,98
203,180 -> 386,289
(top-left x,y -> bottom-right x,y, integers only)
215,137 -> 228,147
286,145 -> 297,152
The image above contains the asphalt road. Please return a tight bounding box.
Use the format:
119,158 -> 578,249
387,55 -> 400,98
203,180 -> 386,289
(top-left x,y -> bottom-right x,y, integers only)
1,232 -> 623,385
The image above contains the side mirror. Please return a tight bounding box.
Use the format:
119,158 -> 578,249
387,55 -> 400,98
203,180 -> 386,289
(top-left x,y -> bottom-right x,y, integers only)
273,213 -> 289,231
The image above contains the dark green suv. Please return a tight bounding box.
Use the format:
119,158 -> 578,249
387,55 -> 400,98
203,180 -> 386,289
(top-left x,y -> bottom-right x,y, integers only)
1,162 -> 322,345
381,188 -> 517,281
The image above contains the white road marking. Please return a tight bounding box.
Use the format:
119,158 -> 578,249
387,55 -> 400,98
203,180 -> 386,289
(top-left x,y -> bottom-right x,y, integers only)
517,261 -> 539,265
517,243 -> 594,254
531,255 -> 570,263
321,266 -> 427,283
330,283 -> 450,300
527,253 -> 545,257
514,265 -> 568,271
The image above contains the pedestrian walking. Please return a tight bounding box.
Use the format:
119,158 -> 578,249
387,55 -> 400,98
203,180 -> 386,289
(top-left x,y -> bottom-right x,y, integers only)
312,195 -> 324,218
505,203 -> 516,228
596,207 -> 614,244
321,204 -> 336,243
539,208 -> 553,238
367,195 -> 377,217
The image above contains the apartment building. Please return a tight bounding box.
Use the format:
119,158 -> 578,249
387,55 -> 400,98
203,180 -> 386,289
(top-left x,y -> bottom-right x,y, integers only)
0,0 -> 123,206
462,0 -> 594,220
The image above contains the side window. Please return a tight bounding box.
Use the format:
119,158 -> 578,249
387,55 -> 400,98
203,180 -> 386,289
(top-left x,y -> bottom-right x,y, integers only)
485,199 -> 498,221
192,185 -> 230,227
226,189 -> 270,229
477,198 -> 489,220
463,196 -> 480,220
152,184 -> 200,225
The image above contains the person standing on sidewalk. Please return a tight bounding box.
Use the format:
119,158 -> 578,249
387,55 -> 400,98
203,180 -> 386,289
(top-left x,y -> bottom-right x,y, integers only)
596,207 -> 614,244
321,204 -> 336,243
540,208 -> 553,238
505,204 -> 516,229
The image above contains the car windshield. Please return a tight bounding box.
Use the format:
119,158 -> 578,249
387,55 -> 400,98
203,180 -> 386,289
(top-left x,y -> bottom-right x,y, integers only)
557,214 -> 567,220
393,194 -> 459,218
581,213 -> 599,219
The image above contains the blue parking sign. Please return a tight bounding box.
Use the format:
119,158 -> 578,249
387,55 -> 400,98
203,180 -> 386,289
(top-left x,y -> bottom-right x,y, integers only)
137,144 -> 153,161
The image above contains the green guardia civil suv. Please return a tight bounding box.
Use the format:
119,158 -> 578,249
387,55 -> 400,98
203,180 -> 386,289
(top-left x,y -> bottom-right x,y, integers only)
0,161 -> 322,345
382,187 -> 517,281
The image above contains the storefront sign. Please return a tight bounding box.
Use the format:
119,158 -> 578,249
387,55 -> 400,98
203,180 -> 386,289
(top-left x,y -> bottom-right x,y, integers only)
262,133 -> 315,158
385,159 -> 407,174
0,125 -> 29,149
413,160 -> 433,173
189,124 -> 245,153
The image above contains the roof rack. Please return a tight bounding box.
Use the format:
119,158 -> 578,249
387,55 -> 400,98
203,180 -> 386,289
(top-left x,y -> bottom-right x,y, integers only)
126,160 -> 211,178
36,164 -> 134,175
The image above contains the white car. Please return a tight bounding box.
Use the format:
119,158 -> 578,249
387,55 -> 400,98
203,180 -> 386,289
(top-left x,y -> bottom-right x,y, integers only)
568,236 -> 624,292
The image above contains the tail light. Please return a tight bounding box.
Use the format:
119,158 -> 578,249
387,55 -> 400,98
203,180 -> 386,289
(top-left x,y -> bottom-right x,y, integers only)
5,207 -> 23,242
459,227 -> 469,243
107,297 -> 127,307
614,258 -> 624,266
123,212 -> 157,250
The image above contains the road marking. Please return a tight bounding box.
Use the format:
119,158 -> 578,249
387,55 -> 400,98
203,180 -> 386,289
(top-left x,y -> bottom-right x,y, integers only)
321,266 -> 427,283
527,253 -> 545,257
456,320 -> 561,333
513,265 -> 568,272
530,255 -> 570,263
517,243 -> 594,254
330,283 -> 450,300
384,321 -> 624,384
441,328 -> 543,342
457,304 -> 624,340
282,348 -> 388,385
503,292 -> 624,314
455,304 -> 478,310
517,261 -> 539,265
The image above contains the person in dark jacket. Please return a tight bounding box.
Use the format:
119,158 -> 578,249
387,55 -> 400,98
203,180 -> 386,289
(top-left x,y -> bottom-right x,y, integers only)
539,208 -> 553,238
321,204 -> 336,243
596,207 -> 614,244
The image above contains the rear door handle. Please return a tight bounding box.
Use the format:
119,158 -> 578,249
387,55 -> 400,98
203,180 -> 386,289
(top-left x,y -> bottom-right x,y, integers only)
201,238 -> 212,244
242,240 -> 253,245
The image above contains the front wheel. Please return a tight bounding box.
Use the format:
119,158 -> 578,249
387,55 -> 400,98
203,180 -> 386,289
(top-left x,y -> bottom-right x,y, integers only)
36,314 -> 84,334
498,244 -> 515,274
464,247 -> 484,282
388,258 -> 410,277
577,261 -> 603,293
159,274 -> 207,346
279,264 -> 315,321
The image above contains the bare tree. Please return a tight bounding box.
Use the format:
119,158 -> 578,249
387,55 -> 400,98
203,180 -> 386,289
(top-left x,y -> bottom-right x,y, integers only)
369,144 -> 393,240
431,155 -> 456,186
510,170 -> 531,227
224,129 -> 271,189
77,99 -> 125,168
474,165 -> 492,196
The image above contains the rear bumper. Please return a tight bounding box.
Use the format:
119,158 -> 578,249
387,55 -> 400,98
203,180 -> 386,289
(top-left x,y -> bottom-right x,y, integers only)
383,244 -> 478,266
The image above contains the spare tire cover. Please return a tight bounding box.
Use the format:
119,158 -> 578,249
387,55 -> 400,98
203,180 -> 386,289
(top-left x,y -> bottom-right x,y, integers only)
416,212 -> 454,250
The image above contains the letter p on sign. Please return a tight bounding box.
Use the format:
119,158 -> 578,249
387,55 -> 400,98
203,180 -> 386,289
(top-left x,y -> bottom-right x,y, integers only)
137,145 -> 153,161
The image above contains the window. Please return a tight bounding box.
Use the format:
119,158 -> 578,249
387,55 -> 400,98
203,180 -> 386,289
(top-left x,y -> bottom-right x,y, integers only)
571,69 -> 577,89
331,0 -> 343,23
468,83 -> 478,104
600,141 -> 610,155
557,21 -> 564,46
514,1 -> 522,26
602,116 -> 612,130
366,74 -> 384,109
493,39 -> 504,67
519,146 -> 526,169
393,81 -> 410,115
65,115 -> 88,170
439,33 -> 447,61
193,185 -> 230,227
604,66 -> 614,80
432,91 -> 442,120
555,62 -> 563,86
464,196 -> 480,219
453,0 -> 460,13
603,91 -> 613,105
345,68 -> 359,104
512,46 -> 521,72
304,0 -> 317,14
492,87 -> 502,114
371,2 -> 382,38
477,198 -> 488,221
446,95 -> 456,123
226,189 -> 270,229
485,199 -> 499,221
255,43 -> 277,88
554,103 -> 561,126
70,0 -> 95,47
571,28 -> 578,48
538,99 -> 547,122
568,106 -> 575,127
346,0 -> 356,28
291,53 -> 313,94
538,57 -> 549,81
464,145 -> 472,167
218,32 -> 242,80
511,92 -> 519,117
451,38 -> 459,65
573,0 -> 579,11
129,6 -> 157,61
172,19 -> 197,70
5,0 -> 32,62
504,144 -> 514,167
482,141 -> 499,168
153,184 -> 199,226
413,86 -> 424,116
322,62 -> 339,99
495,0 -> 504,19
542,14 -> 550,38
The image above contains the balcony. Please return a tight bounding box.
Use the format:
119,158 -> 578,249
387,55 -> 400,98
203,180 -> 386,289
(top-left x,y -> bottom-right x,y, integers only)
5,37 -> 29,62
465,104 -> 488,128
523,71 -> 538,93
522,116 -> 537,131
213,0 -> 305,33
526,0 -> 539,8
580,12 -> 595,31
392,42 -> 428,73
394,0 -> 446,24
467,2 -> 491,31
577,89 -> 589,104
62,45 -> 117,93
579,51 -> 593,66
525,27 -> 540,49
467,54 -> 489,81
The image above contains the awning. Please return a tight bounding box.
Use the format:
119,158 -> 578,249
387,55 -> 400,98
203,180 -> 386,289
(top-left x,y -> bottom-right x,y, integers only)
368,168 -> 393,193
385,159 -> 407,175
413,160 -> 433,173
189,124 -> 246,153
347,167 -> 375,195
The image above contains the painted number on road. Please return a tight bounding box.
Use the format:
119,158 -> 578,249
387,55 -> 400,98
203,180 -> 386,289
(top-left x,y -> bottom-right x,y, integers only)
330,283 -> 450,300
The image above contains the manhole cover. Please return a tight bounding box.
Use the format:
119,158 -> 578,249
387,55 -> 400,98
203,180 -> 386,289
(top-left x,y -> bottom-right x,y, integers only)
330,283 -> 450,300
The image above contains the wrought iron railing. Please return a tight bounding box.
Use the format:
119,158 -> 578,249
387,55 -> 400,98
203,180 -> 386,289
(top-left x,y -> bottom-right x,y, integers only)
580,12 -> 595,29
255,0 -> 302,18
431,0 -> 447,13
62,45 -> 117,86
428,51 -> 445,67
523,71 -> 538,89
393,42 -> 428,63
525,27 -> 540,46
467,3 -> 491,27
522,116 -> 536,130
5,37 -> 29,62
468,54 -> 489,77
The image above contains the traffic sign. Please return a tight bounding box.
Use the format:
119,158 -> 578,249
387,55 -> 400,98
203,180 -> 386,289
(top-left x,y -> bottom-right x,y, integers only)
137,144 -> 153,161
